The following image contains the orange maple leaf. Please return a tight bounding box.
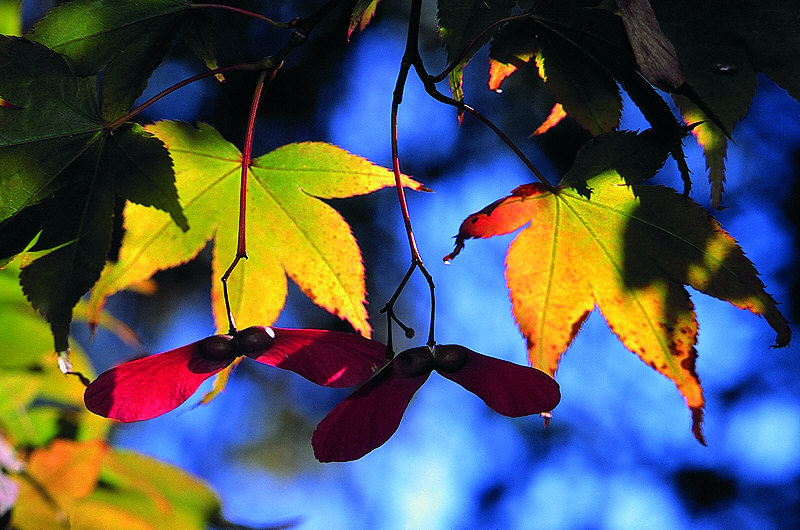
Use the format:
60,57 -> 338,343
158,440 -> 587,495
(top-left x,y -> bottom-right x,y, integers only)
446,132 -> 790,443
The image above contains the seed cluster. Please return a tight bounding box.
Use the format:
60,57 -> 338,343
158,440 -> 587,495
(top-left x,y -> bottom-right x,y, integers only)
198,326 -> 276,361
395,344 -> 468,377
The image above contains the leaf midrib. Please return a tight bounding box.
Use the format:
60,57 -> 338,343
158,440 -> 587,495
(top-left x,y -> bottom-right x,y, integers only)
43,8 -> 187,51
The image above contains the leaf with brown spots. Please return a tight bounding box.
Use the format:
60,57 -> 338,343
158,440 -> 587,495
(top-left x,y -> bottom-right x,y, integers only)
445,131 -> 791,443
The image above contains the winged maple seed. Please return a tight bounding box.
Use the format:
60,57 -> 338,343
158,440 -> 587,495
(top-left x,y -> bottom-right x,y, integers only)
84,327 -> 386,422
444,177 -> 790,444
312,344 -> 561,462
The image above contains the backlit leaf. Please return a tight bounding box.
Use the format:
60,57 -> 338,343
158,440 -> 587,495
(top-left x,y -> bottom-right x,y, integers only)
88,121 -> 426,337
449,65 -> 465,122
487,58 -> 524,92
0,0 -> 22,36
27,0 -> 208,120
0,264 -> 108,446
677,100 -> 728,209
84,449 -> 220,529
11,440 -> 106,529
446,131 -> 790,442
11,441 -> 220,529
26,439 -> 107,500
530,103 -> 566,136
349,0 -> 381,39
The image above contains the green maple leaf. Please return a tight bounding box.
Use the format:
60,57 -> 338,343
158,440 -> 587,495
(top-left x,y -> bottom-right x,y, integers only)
0,37 -> 186,351
446,131 -> 790,443
88,120 -> 427,337
27,0 -> 217,119
0,263 -> 108,446
0,0 -> 22,36
437,0 -> 516,102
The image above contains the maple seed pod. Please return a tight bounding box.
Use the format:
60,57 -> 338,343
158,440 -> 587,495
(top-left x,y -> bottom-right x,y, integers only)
432,344 -> 468,373
396,346 -> 434,378
233,326 -> 276,357
198,334 -> 235,361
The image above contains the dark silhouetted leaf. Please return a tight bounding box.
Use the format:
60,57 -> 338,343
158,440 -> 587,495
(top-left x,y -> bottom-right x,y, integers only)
533,29 -> 621,136
27,0 -> 210,120
178,9 -> 223,80
437,0 -> 516,100
560,129 -> 685,189
488,5 -> 634,135
651,0 -> 800,205
20,173 -> 114,351
617,0 -> 684,91
0,37 -> 186,350
0,37 -> 102,224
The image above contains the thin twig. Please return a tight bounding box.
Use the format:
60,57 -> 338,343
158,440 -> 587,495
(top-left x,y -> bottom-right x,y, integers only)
384,0 -> 437,348
380,263 -> 422,354
418,68 -> 556,193
293,0 -> 347,32
381,263 -> 415,358
192,3 -> 290,27
391,68 -> 421,263
221,69 -> 272,334
218,0 -> 348,333
108,0 -> 350,130
383,1 -> 557,345
106,62 -> 261,129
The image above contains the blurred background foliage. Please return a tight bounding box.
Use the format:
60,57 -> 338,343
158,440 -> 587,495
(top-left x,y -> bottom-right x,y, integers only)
2,0 -> 799,528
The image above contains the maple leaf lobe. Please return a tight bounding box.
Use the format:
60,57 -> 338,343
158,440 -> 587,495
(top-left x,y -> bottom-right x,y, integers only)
445,183 -> 548,262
